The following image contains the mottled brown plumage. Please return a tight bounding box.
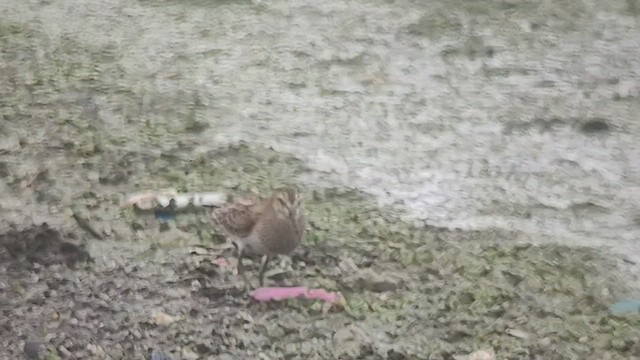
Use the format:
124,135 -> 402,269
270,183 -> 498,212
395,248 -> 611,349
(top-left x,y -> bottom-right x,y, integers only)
211,187 -> 306,289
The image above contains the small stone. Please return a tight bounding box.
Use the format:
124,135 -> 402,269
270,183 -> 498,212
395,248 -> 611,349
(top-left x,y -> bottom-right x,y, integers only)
283,343 -> 298,355
23,341 -> 43,360
338,258 -> 358,273
506,329 -> 530,339
109,344 -> 126,358
266,324 -> 285,339
58,345 -> 72,358
181,348 -> 199,360
299,341 -> 315,355
332,325 -> 370,358
152,311 -> 177,326
614,80 -> 637,99
236,311 -> 254,324
190,279 -> 202,291
469,350 -> 496,360
387,349 -> 407,360
257,353 -> 271,360
129,329 -> 142,340
578,336 -> 589,343
538,337 -> 552,346
215,353 -> 236,360
190,246 -> 209,256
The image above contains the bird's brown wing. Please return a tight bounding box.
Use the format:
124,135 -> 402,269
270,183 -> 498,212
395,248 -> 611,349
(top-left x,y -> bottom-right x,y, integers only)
211,197 -> 264,238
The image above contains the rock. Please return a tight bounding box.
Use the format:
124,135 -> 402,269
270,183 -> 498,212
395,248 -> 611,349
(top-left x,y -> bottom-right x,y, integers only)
338,257 -> 358,273
23,341 -> 43,360
614,80 -> 638,99
506,329 -> 530,340
181,348 -> 199,360
265,324 -> 285,339
58,345 -> 72,358
387,348 -> 407,360
332,324 -> 370,358
236,311 -> 254,324
129,329 -> 142,340
469,350 -> 496,360
215,353 -> 236,360
152,311 -> 178,326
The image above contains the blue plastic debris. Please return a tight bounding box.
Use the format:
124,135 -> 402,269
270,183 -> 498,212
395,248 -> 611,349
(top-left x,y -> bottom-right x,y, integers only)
154,210 -> 176,222
609,299 -> 640,316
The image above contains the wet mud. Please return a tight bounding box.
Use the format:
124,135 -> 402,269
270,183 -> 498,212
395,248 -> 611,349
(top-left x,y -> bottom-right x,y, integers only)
0,146 -> 639,359
2,0 -> 640,359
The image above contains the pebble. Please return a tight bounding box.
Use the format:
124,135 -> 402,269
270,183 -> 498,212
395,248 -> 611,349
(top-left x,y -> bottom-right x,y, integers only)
181,348 -> 199,360
58,345 -> 72,357
506,328 -> 530,340
86,344 -> 105,357
614,80 -> 637,99
469,350 -> 496,360
23,341 -> 42,360
332,325 -> 370,358
153,311 -> 178,326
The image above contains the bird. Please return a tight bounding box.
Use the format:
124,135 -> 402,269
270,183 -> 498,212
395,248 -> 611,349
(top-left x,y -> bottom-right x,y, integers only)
210,187 -> 306,290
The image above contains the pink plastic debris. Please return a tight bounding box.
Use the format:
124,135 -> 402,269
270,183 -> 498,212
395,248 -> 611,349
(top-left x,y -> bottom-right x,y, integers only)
253,287 -> 307,301
214,257 -> 230,267
305,288 -> 341,303
252,286 -> 343,304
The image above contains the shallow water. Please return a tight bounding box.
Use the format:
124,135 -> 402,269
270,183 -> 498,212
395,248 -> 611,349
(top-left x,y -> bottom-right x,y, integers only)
2,0 -> 640,264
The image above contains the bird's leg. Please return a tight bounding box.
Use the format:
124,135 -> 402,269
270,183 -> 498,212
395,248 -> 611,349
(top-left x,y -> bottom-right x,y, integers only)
288,255 -> 301,286
236,248 -> 254,292
232,241 -> 240,257
258,254 -> 272,287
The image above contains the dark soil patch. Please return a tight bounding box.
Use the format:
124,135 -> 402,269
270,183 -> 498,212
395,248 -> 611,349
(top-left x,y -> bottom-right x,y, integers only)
580,118 -> 611,134
1,150 -> 640,359
0,223 -> 91,269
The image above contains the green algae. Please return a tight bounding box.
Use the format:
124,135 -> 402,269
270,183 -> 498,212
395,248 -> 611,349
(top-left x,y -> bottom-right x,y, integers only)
103,143 -> 640,359
2,15 -> 639,360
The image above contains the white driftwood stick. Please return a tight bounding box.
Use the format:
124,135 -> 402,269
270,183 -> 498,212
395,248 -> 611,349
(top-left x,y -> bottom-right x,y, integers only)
126,190 -> 226,210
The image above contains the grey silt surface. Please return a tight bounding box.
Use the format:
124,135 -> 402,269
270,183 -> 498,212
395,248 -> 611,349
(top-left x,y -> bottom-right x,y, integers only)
1,6 -> 640,360
3,0 -> 638,267
2,0 -> 639,265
